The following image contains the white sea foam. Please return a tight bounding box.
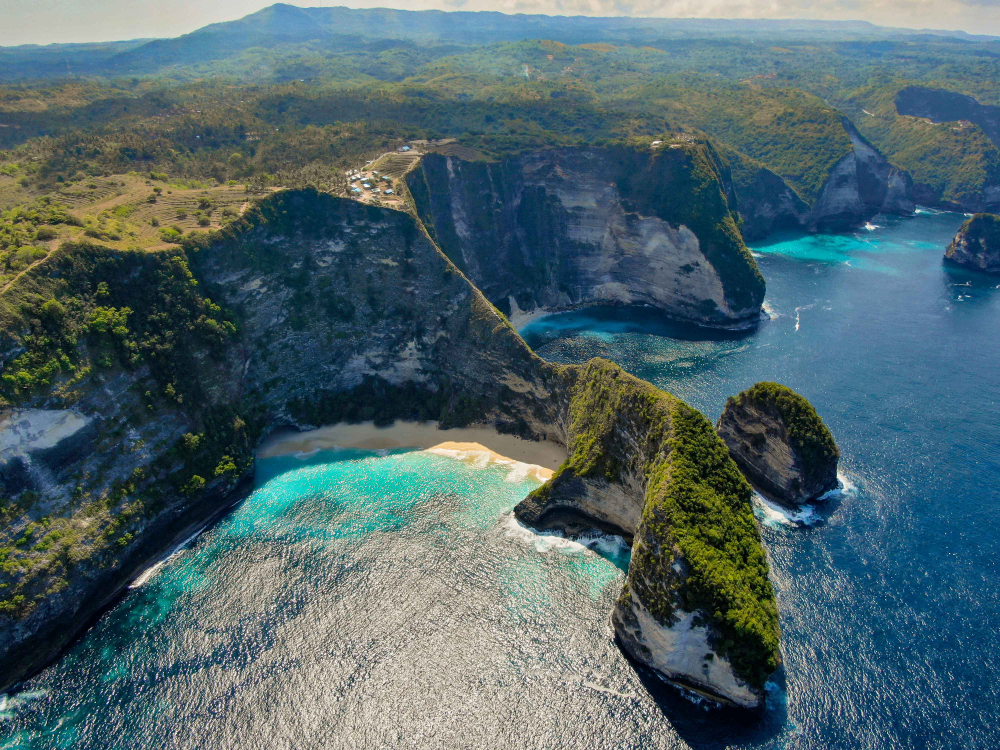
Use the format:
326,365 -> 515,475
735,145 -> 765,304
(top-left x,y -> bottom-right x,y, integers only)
129,525 -> 205,589
502,513 -> 629,560
753,493 -> 820,527
0,690 -> 47,721
754,472 -> 856,528
794,303 -> 814,332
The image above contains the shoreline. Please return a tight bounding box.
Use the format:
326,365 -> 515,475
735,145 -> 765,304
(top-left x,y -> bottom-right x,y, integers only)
258,421 -> 566,477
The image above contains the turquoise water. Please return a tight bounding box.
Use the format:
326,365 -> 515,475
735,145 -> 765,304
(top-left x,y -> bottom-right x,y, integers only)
4,208 -> 1000,748
0,448 -> 636,749
521,209 -> 1000,748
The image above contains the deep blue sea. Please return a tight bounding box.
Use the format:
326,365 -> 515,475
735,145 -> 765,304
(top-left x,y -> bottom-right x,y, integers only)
3,209 -> 999,749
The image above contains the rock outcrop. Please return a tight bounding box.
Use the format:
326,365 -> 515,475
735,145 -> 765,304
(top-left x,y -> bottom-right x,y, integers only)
727,120 -> 914,239
515,360 -> 781,709
716,382 -> 839,507
945,213 -> 1000,273
406,142 -> 765,327
0,189 -> 780,707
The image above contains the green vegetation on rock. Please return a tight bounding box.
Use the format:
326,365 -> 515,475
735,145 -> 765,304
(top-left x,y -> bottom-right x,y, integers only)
727,381 -> 840,490
528,359 -> 781,689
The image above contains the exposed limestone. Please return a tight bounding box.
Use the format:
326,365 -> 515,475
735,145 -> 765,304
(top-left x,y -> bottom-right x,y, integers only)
728,119 -> 914,238
515,360 -> 780,709
0,190 -> 780,710
945,213 -> 1000,273
0,410 -> 94,495
407,143 -> 765,327
716,382 -> 839,507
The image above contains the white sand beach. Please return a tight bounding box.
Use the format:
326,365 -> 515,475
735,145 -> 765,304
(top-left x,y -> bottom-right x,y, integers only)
257,420 -> 565,479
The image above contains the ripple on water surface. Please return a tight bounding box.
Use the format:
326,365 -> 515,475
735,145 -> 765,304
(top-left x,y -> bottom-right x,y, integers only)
5,211 -> 1000,748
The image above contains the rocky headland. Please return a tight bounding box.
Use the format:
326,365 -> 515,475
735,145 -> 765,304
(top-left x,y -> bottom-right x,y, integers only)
0,178 -> 782,710
716,382 -> 840,507
514,360 -> 780,709
945,213 -> 1000,273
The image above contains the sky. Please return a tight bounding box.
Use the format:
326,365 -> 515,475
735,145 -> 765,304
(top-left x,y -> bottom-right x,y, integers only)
0,0 -> 998,46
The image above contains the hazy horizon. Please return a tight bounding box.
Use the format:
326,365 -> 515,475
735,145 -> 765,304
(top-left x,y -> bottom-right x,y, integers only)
1,0 -> 999,47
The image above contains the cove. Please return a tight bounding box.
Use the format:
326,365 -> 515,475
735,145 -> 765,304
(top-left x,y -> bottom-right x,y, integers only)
3,208 -> 999,748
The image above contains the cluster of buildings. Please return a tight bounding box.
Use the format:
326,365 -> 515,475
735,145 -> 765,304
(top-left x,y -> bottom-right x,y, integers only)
346,167 -> 396,198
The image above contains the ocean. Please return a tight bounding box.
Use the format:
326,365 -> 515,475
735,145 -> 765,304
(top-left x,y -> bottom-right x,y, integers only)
3,209 -> 998,748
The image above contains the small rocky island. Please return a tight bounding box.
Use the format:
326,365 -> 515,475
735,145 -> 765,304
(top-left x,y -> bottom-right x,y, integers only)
716,382 -> 839,507
945,213 -> 1000,273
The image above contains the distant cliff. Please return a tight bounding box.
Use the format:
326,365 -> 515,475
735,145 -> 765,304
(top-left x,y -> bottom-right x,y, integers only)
0,189 -> 780,706
727,120 -> 914,240
515,360 -> 780,709
406,142 -> 765,328
945,213 -> 1000,273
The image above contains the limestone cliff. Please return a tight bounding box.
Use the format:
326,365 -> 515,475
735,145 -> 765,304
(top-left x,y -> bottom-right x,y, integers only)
727,120 -> 914,239
514,360 -> 781,709
0,189 -> 780,711
716,382 -> 839,507
405,142 -> 765,327
945,213 -> 1000,273
0,190 -> 564,691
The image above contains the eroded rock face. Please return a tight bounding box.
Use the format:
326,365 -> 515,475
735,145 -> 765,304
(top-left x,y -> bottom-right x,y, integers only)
729,119 -> 914,238
514,361 -> 781,709
407,143 -> 765,327
0,190 -> 566,692
0,410 -> 96,495
945,213 -> 1000,273
716,382 -> 839,507
0,190 -> 780,709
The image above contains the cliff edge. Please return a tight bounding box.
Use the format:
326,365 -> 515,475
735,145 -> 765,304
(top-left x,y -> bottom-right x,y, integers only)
726,120 -> 914,240
0,189 -> 781,706
716,382 -> 839,507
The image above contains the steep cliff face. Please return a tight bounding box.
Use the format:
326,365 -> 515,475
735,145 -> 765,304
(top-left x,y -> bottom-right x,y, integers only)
716,382 -> 839,507
945,213 -> 1000,273
406,142 -> 765,327
0,189 -> 781,704
0,190 -> 566,691
514,360 -> 781,709
723,148 -> 809,241
728,120 -> 914,238
807,119 -> 915,231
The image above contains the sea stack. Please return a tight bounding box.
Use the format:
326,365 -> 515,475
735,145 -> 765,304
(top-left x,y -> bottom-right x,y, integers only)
716,382 -> 839,507
515,360 -> 781,710
945,213 -> 1000,273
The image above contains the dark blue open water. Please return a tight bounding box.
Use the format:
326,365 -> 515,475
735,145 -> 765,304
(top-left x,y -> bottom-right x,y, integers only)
3,209 -> 999,748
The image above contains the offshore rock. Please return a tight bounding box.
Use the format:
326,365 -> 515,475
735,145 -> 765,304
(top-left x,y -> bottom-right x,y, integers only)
945,213 -> 1000,273
716,382 -> 839,507
406,142 -> 765,327
515,360 -> 780,709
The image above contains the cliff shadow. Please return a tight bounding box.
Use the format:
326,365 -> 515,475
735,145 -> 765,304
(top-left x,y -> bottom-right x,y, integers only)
619,645 -> 789,749
520,304 -> 760,351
